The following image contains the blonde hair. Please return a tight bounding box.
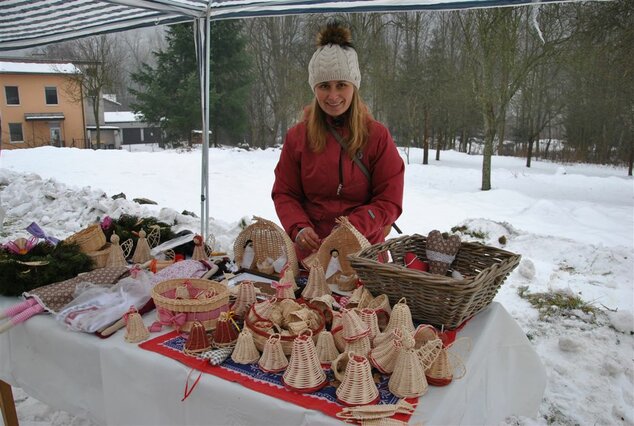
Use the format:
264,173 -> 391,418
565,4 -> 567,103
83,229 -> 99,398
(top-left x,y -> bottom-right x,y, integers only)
305,88 -> 372,158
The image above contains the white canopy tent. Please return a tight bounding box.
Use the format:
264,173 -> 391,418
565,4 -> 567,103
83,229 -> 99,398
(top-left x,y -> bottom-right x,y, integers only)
0,0 -> 575,237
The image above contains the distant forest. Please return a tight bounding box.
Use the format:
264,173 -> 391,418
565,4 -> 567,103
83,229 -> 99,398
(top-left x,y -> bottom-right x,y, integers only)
38,0 -> 633,171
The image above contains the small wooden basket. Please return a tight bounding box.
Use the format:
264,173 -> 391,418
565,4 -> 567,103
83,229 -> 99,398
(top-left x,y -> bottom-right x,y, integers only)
151,278 -> 230,333
65,224 -> 107,254
349,234 -> 521,329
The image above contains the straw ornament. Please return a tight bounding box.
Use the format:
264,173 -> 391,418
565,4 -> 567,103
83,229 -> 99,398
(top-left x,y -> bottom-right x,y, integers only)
257,257 -> 275,275
231,329 -> 261,364
359,418 -> 414,426
191,234 -> 209,261
341,308 -> 370,342
373,326 -> 403,349
131,229 -> 152,264
331,311 -> 347,352
252,297 -> 277,321
413,324 -> 438,349
310,294 -> 336,326
280,267 -> 298,291
345,334 -> 371,357
273,279 -> 296,299
282,330 -> 328,392
359,308 -> 380,343
335,273 -> 358,292
258,333 -> 289,373
175,281 -> 192,299
232,280 -> 257,318
347,286 -> 371,309
106,233 -> 128,267
368,338 -> 402,374
366,294 -> 392,330
425,341 -> 466,386
184,320 -> 212,355
213,311 -> 240,348
417,338 -> 443,372
124,306 -> 149,343
331,351 -> 349,382
389,347 -> 428,398
302,264 -> 331,299
336,352 -> 380,406
383,298 -> 415,336
315,331 -> 340,364
336,399 -> 416,422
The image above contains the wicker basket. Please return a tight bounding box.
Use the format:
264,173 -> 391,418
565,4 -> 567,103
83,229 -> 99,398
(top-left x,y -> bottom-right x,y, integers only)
244,302 -> 325,356
233,216 -> 298,278
86,243 -> 111,269
151,278 -> 230,333
348,234 -> 521,329
65,224 -> 107,253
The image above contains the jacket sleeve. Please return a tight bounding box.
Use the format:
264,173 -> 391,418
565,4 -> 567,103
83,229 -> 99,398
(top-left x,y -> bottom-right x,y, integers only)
347,123 -> 404,244
271,127 -> 314,241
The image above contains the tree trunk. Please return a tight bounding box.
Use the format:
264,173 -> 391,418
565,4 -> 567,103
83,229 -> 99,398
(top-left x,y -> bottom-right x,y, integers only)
526,137 -> 533,168
423,107 -> 429,165
481,106 -> 496,191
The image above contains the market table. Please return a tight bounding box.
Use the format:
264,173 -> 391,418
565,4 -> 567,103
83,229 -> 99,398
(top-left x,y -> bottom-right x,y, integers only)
0,298 -> 546,425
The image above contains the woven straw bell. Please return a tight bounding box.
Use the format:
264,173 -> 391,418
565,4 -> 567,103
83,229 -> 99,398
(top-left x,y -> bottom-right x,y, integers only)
368,337 -> 402,374
315,330 -> 340,364
345,334 -> 372,357
213,311 -> 240,348
383,298 -> 415,336
282,330 -> 328,393
425,340 -> 466,386
124,306 -> 149,343
366,294 -> 392,331
330,351 -> 350,382
302,264 -> 331,300
279,267 -> 298,291
388,346 -> 428,398
341,309 -> 370,343
359,308 -> 380,344
184,320 -> 212,355
252,297 -> 277,321
232,280 -> 257,318
336,352 -> 380,406
231,329 -> 261,364
258,333 -> 288,373
331,311 -> 346,352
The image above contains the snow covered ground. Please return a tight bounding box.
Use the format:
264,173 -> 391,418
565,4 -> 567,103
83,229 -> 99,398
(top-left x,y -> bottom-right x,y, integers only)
1,144 -> 632,425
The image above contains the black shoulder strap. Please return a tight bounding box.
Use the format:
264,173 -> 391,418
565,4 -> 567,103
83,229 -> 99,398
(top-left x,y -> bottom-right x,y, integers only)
328,126 -> 371,181
328,125 -> 403,235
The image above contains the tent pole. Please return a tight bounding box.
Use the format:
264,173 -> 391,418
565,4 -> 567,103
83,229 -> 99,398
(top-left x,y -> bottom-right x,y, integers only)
195,16 -> 211,240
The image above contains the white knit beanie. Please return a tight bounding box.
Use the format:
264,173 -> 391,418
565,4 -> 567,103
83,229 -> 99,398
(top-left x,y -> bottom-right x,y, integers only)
308,23 -> 361,91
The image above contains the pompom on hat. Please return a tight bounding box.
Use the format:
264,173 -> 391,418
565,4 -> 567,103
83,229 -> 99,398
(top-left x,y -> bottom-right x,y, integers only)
308,21 -> 361,91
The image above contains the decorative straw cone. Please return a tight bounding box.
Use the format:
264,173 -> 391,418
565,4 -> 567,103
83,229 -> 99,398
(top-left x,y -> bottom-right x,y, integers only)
280,268 -> 298,291
366,294 -> 392,331
369,338 -> 402,374
232,280 -> 257,318
191,235 -> 209,261
302,264 -> 331,299
315,331 -> 340,364
124,308 -> 150,343
413,324 -> 438,349
400,325 -> 416,350
331,311 -> 346,353
258,334 -> 288,373
345,334 -> 371,357
342,309 -> 370,342
373,327 -> 403,349
347,286 -> 371,308
213,312 -> 240,348
389,347 -> 428,398
425,342 -> 456,386
274,280 -> 296,299
336,352 -> 380,406
231,329 -> 261,364
383,298 -> 415,336
184,321 -> 211,355
282,330 -> 328,393
131,229 -> 152,264
417,338 -> 443,371
106,234 -> 128,267
359,308 -> 380,344
252,297 -> 277,321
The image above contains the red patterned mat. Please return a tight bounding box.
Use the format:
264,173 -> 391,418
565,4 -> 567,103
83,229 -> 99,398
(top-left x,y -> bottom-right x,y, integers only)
139,330 -> 418,422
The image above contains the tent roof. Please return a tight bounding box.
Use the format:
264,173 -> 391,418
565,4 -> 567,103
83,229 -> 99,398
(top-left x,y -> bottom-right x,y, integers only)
1,0 -> 564,51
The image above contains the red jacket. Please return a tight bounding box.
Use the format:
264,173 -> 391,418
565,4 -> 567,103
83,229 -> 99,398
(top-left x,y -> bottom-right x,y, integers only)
272,118 -> 404,248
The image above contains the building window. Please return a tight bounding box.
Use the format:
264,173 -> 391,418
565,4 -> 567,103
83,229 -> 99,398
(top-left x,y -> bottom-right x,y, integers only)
45,87 -> 58,105
5,86 -> 19,105
9,123 -> 24,143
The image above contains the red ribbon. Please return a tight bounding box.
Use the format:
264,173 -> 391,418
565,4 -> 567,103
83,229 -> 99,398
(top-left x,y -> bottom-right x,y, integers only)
156,307 -> 187,330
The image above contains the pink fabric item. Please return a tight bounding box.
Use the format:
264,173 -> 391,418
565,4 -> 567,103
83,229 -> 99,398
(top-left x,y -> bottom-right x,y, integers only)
1,297 -> 39,319
10,303 -> 44,325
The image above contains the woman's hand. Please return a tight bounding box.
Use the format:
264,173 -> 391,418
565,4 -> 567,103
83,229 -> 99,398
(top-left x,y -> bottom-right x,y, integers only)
296,227 -> 320,252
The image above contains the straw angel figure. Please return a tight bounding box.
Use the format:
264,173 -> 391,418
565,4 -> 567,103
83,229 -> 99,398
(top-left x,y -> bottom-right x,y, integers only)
131,229 -> 152,264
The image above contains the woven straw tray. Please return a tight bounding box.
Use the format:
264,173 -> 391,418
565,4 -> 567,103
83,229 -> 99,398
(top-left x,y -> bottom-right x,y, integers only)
348,234 -> 521,329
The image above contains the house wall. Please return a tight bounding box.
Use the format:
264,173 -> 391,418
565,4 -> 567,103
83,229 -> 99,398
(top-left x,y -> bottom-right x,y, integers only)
0,72 -> 85,149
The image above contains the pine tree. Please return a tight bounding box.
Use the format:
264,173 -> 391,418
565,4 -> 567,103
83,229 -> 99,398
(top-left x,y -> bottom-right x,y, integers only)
130,22 -> 252,146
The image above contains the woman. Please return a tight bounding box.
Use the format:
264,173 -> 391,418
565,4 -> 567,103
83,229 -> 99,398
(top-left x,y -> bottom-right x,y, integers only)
271,21 -> 404,260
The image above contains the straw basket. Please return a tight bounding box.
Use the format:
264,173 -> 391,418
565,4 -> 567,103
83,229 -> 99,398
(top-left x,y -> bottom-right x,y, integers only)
233,216 -> 298,278
348,234 -> 521,329
65,224 -> 107,254
151,278 -> 230,333
86,243 -> 111,269
245,302 -> 325,356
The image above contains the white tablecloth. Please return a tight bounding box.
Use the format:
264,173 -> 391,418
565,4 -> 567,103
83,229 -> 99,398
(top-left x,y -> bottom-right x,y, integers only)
0,298 -> 546,425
